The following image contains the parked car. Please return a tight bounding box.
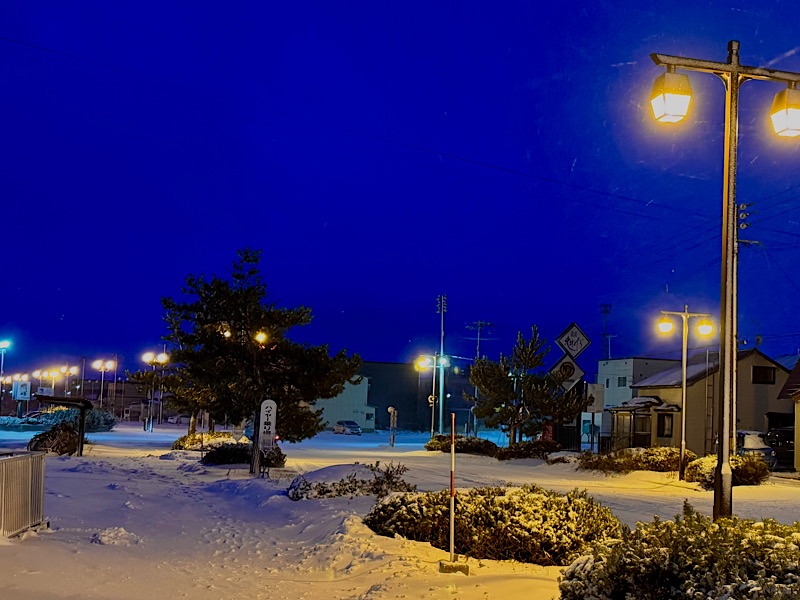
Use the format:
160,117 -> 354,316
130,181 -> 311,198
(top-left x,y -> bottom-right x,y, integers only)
736,430 -> 777,470
167,414 -> 191,425
766,427 -> 795,470
333,420 -> 362,435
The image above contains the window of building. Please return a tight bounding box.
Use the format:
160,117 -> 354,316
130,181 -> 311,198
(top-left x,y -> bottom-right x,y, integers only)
752,366 -> 776,385
656,413 -> 673,437
605,378 -> 610,388
618,376 -> 627,387
634,414 -> 651,434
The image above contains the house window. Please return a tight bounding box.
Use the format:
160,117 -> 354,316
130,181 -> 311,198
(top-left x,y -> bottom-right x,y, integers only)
752,366 -> 776,385
657,414 -> 673,437
605,378 -> 610,388
634,415 -> 651,434
365,414 -> 374,421
618,376 -> 627,387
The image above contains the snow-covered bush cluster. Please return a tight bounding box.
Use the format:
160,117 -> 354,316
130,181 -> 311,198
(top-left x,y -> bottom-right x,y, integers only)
495,439 -> 561,460
200,443 -> 286,468
2,407 -> 116,432
171,431 -> 250,451
578,446 -> 697,474
425,434 -> 499,456
560,502 -> 800,599
684,454 -> 770,489
424,435 -> 561,460
364,484 -> 623,566
287,461 -> 416,501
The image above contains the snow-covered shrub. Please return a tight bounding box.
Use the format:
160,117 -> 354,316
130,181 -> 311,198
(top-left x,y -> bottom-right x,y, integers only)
364,484 -> 624,566
495,439 -> 562,460
32,407 -> 116,432
200,443 -> 287,467
288,461 -> 416,501
685,454 -> 770,489
172,431 -> 249,450
560,502 -> 800,599
424,434 -> 499,456
578,446 -> 697,474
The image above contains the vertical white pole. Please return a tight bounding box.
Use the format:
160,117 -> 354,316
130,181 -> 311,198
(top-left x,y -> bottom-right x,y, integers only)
449,412 -> 455,563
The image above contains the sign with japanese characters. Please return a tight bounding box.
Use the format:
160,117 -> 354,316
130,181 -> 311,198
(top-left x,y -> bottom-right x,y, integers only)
259,399 -> 277,450
12,381 -> 31,401
556,322 -> 591,359
549,354 -> 585,392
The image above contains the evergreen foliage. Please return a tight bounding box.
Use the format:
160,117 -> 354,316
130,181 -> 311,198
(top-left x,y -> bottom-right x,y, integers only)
685,454 -> 770,489
423,435 -> 562,460
287,462 -> 415,500
172,431 -> 247,450
560,502 -> 800,599
468,327 -> 590,445
424,434 -> 499,456
200,442 -> 286,467
364,484 -> 623,566
495,439 -> 562,460
578,447 -> 698,474
161,248 -> 361,443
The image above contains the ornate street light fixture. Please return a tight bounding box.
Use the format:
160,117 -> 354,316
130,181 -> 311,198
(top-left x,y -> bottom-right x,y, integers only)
649,40 -> 800,518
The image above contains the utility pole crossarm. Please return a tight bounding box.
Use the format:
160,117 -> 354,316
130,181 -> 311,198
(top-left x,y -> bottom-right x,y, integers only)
651,51 -> 800,84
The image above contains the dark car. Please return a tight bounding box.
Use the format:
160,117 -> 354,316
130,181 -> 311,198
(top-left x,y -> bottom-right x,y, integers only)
766,427 -> 795,470
736,431 -> 777,470
333,420 -> 362,435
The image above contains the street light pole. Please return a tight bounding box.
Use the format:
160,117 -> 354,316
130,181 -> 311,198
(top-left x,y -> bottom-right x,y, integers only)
659,306 -> 712,480
437,294 -> 447,434
650,40 -> 800,519
0,341 -> 9,406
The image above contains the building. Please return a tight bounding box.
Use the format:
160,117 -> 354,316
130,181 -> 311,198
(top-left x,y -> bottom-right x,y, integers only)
595,357 -> 679,448
611,349 -> 790,455
316,380 -> 376,432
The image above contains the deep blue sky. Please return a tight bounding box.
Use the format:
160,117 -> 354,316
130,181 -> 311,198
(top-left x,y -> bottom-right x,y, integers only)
3,2 -> 800,379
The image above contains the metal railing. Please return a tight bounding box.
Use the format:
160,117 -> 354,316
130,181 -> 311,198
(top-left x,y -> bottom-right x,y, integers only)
0,451 -> 46,537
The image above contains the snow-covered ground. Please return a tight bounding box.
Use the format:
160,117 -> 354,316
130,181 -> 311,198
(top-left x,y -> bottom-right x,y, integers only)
2,423 -> 799,600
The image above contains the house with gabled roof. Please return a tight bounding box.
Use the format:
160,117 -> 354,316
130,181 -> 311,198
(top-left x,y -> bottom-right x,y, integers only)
610,349 -> 790,455
776,357 -> 800,470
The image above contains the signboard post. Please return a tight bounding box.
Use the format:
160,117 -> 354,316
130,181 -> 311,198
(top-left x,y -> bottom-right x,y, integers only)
259,399 -> 277,451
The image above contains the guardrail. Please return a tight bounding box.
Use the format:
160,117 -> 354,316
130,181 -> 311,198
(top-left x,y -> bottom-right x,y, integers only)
0,451 -> 46,537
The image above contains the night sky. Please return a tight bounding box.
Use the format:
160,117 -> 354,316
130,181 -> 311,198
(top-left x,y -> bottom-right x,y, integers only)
3,2 -> 800,379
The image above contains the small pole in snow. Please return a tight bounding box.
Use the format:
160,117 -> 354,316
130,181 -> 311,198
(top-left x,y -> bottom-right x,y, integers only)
449,411 -> 455,562
438,411 -> 469,574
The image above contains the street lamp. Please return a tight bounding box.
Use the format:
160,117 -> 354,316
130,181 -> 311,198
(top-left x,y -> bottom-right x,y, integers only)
0,340 -> 9,404
142,351 -> 169,425
60,365 -> 79,395
650,40 -> 800,519
92,359 -> 115,409
416,354 -> 449,438
657,306 -> 713,481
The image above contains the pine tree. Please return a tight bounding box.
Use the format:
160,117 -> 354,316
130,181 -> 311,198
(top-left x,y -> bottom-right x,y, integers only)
161,248 -> 361,443
469,326 -> 589,445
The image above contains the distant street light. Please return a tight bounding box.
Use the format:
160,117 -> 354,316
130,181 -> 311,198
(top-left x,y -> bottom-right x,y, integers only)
649,40 -> 800,518
60,365 -> 79,395
417,353 -> 449,438
142,351 -> 169,425
92,359 -> 115,409
0,340 -> 9,405
657,306 -> 714,480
